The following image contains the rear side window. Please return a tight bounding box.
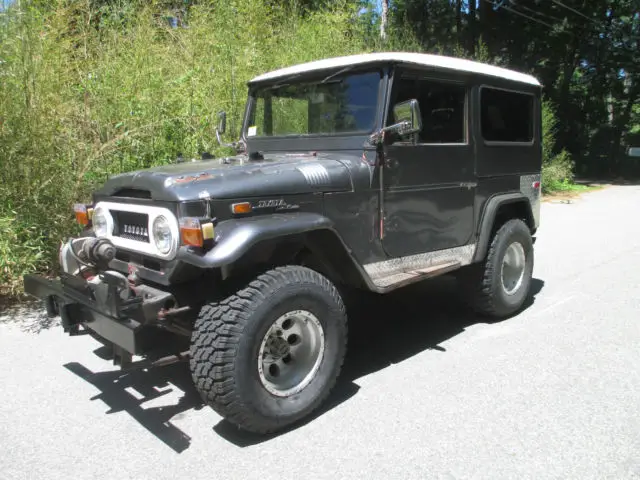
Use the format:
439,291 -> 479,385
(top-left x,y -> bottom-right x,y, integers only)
481,88 -> 533,143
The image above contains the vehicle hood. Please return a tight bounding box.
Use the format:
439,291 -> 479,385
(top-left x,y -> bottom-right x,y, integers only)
94,153 -> 354,202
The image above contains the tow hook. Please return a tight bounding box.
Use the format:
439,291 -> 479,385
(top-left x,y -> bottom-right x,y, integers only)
113,348 -> 190,370
157,306 -> 191,319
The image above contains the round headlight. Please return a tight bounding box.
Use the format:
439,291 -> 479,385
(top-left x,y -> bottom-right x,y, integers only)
152,215 -> 173,255
92,207 -> 109,237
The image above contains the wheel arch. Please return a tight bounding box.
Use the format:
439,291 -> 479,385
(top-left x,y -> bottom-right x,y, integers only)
177,213 -> 375,291
473,193 -> 535,263
225,229 -> 373,291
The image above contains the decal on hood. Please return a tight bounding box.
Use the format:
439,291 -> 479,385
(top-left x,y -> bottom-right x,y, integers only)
164,172 -> 215,187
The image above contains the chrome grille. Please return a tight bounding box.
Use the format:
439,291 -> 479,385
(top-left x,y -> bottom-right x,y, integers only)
112,211 -> 150,243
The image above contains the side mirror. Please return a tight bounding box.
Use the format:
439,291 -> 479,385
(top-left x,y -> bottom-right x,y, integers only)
213,109 -> 246,153
392,99 -> 422,137
217,110 -> 227,135
368,98 -> 422,146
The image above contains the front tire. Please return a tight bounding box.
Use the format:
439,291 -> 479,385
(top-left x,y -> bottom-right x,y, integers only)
190,266 -> 347,433
460,219 -> 534,318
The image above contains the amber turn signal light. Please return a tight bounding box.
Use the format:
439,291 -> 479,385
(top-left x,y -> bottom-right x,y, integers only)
180,217 -> 215,248
180,217 -> 203,247
231,202 -> 252,215
73,204 -> 93,226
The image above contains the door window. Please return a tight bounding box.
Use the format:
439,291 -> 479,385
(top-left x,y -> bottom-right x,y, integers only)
388,74 -> 467,144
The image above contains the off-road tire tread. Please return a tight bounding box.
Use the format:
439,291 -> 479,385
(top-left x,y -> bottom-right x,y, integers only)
189,265 -> 347,433
465,219 -> 532,318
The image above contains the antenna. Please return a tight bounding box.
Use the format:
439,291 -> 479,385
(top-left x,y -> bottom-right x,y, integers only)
231,51 -> 236,138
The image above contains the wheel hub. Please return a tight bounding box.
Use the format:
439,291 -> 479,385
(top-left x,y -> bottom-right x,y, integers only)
501,241 -> 526,296
265,336 -> 290,359
258,310 -> 325,397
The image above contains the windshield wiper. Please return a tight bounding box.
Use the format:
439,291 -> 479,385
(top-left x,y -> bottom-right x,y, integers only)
269,67 -> 352,89
321,66 -> 354,84
271,74 -> 303,89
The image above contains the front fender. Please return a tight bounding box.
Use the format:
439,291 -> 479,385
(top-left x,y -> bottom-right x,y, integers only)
177,213 -> 335,269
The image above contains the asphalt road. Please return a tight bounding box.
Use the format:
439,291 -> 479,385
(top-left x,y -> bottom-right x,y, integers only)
1,185 -> 639,480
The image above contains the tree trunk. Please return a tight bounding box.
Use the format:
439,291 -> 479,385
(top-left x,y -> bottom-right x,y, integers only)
456,0 -> 462,41
468,0 -> 477,56
380,0 -> 389,41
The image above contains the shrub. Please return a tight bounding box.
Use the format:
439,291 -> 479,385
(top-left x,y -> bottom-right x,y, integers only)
542,150 -> 575,193
0,214 -> 47,297
541,99 -> 575,193
542,99 -> 559,166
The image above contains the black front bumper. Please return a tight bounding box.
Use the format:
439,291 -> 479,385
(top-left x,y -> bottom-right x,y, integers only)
24,272 -> 174,355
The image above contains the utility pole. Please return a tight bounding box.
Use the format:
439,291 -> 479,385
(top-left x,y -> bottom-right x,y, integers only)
380,0 -> 389,40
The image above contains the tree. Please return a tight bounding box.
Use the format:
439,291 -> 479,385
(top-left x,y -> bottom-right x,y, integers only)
380,0 -> 388,40
384,0 -> 639,177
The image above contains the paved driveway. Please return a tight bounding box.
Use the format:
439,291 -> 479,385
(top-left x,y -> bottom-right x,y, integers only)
1,185 -> 639,480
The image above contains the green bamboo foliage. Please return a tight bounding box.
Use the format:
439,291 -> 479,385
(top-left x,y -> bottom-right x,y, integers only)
0,0 -> 370,295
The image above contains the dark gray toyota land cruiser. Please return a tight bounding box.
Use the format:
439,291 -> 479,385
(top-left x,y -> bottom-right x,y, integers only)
24,52 -> 542,434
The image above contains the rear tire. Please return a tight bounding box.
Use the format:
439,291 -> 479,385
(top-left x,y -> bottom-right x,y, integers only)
189,265 -> 347,433
460,219 -> 534,318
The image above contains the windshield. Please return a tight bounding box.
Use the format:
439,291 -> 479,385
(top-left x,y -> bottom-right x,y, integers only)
246,71 -> 381,138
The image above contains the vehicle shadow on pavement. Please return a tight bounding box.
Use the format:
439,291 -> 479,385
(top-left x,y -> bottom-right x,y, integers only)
63,361 -> 204,453
344,276 -> 544,382
63,275 -> 543,452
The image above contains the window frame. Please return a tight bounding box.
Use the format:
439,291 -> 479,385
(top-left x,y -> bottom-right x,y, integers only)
479,84 -> 536,147
386,69 -> 470,147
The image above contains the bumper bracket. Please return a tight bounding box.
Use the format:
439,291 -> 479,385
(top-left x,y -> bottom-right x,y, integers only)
23,272 -> 176,355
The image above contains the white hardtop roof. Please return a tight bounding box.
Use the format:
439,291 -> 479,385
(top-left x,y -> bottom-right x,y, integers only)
250,52 -> 541,87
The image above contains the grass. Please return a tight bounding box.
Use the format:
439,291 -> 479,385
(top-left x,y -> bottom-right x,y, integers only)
545,179 -> 595,193
542,179 -> 604,202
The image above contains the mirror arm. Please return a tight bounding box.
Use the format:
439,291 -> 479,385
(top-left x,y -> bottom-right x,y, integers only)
368,121 -> 412,146
216,129 -> 246,153
215,128 -> 231,147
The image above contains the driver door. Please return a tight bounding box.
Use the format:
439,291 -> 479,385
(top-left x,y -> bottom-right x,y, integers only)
381,69 -> 476,259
